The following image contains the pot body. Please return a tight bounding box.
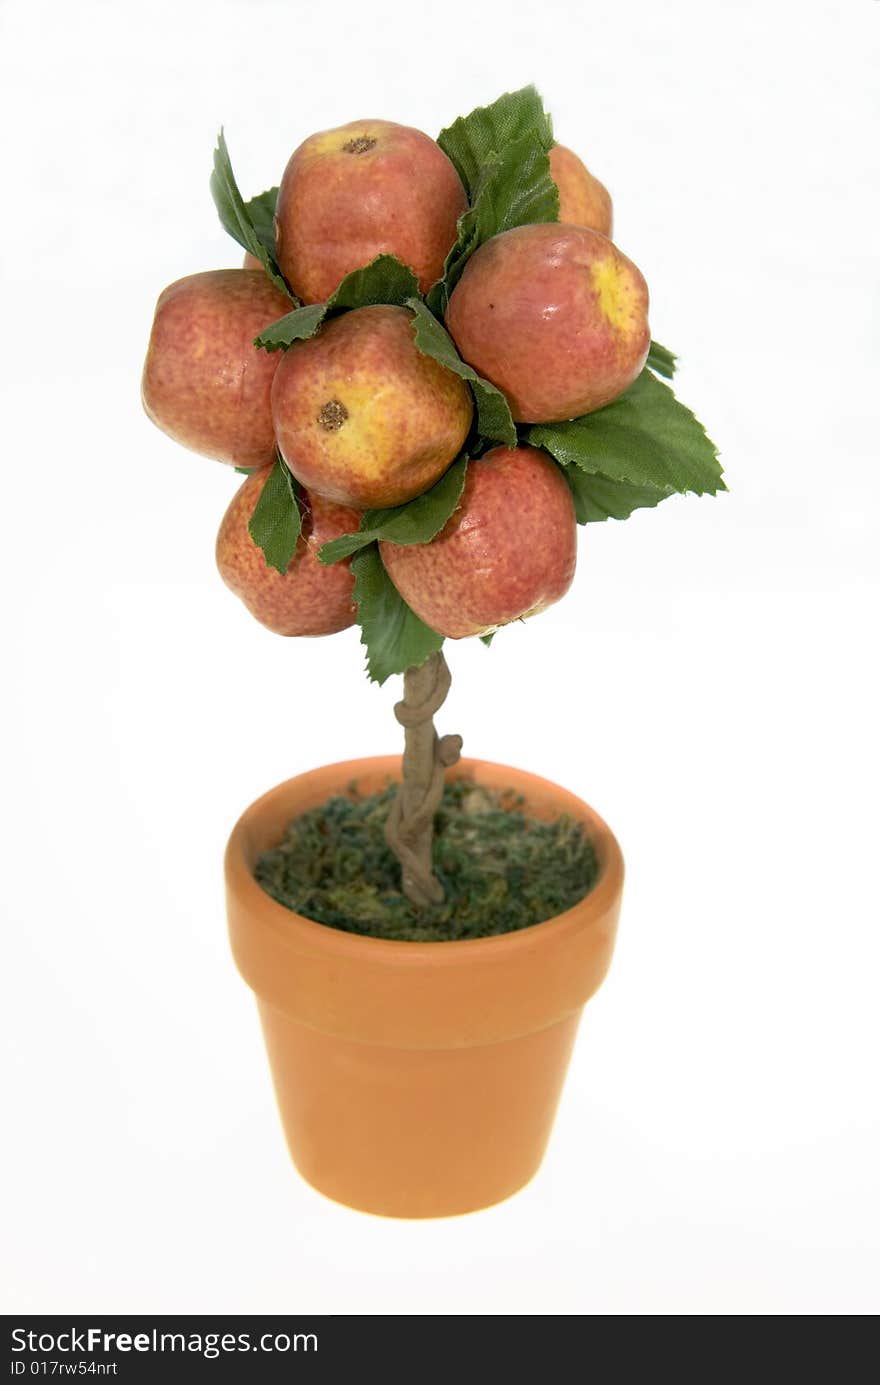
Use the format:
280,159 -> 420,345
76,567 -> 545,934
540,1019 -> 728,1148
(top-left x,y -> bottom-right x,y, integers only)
225,757 -> 624,1218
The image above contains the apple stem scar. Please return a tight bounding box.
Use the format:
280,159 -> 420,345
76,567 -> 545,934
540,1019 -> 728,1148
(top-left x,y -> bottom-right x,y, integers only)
343,137 -> 377,155
317,399 -> 349,431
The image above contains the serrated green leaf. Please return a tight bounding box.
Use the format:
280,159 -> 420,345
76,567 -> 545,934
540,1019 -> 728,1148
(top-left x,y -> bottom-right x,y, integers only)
475,131 -> 558,231
330,255 -> 420,311
406,299 -> 516,447
244,187 -> 279,261
529,370 -> 724,496
438,85 -> 554,198
254,302 -> 327,352
647,340 -> 677,378
444,135 -> 558,303
255,254 -> 420,351
561,464 -> 673,524
428,89 -> 558,316
351,546 -> 443,685
319,455 -> 468,566
210,131 -> 293,300
247,458 -> 302,573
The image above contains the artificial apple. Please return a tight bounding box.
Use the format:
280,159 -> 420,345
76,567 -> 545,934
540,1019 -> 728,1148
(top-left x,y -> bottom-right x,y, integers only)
271,304 -> 473,510
550,144 -> 613,237
216,467 -> 361,636
445,223 -> 649,422
380,445 -> 576,639
274,119 -> 467,303
142,269 -> 290,467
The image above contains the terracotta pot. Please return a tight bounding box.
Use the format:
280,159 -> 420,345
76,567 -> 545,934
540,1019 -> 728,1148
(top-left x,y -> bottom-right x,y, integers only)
225,756 -> 624,1218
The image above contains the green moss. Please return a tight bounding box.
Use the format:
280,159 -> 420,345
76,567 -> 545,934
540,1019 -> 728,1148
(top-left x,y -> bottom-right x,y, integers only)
253,778 -> 599,942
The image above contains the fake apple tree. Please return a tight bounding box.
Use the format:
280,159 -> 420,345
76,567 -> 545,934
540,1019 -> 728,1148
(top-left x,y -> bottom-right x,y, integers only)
142,87 -> 723,910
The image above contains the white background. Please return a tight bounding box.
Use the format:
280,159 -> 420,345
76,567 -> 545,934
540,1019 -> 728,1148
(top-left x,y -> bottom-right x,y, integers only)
2,0 -> 878,1316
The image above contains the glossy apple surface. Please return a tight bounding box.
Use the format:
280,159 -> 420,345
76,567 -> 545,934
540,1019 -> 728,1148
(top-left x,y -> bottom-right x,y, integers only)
550,144 -> 613,237
272,304 -> 473,509
142,269 -> 290,467
274,119 -> 466,303
445,223 -> 649,423
216,467 -> 361,636
380,445 -> 577,638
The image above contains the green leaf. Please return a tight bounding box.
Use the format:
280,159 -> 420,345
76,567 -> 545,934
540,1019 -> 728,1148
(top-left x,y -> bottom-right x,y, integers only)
529,369 -> 724,496
255,254 -> 420,351
244,186 -> 279,261
647,340 -> 677,379
561,465 -> 673,524
429,88 -> 559,315
319,455 -> 468,565
536,369 -> 724,524
480,632 -> 495,647
254,302 -> 326,352
437,85 -> 554,198
329,255 -> 421,311
210,131 -> 293,300
406,299 -> 516,447
247,458 -> 302,573
351,546 -> 443,685
447,134 -> 558,295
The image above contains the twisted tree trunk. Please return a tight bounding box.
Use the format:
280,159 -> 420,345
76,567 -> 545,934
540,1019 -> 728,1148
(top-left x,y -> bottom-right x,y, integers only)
384,651 -> 462,907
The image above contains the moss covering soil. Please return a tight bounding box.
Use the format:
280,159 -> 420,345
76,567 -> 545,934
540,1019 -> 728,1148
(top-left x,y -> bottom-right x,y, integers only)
254,778 -> 599,942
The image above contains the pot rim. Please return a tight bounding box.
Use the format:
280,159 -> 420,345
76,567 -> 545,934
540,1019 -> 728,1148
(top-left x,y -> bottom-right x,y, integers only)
225,754 -> 624,962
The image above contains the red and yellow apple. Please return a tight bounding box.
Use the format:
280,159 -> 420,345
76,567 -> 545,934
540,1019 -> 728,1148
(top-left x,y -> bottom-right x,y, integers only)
274,120 -> 467,304
272,304 -> 473,510
550,144 -> 613,237
142,269 -> 290,468
445,223 -> 649,422
380,445 -> 576,639
216,467 -> 361,636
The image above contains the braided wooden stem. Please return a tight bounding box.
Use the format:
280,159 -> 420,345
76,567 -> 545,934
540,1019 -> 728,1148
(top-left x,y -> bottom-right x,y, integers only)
384,650 -> 462,907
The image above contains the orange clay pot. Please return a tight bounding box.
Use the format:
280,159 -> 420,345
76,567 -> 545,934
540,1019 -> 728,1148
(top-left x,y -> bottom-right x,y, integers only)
225,756 -> 624,1218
